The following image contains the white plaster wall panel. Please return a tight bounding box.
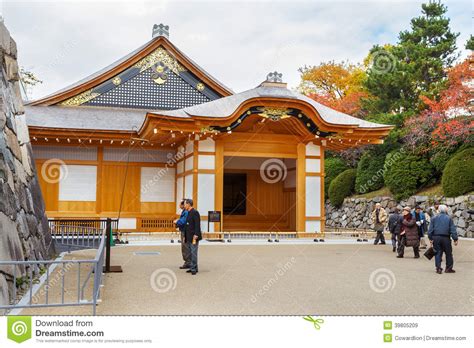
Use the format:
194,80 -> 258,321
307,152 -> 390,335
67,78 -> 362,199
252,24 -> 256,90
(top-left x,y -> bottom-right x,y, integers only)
305,220 -> 321,233
140,167 -> 175,202
185,156 -> 194,171
305,143 -> 321,156
305,158 -> 321,173
201,221 -> 214,233
198,155 -> 215,170
103,147 -> 171,162
118,218 -> 137,230
184,174 -> 193,200
177,160 -> 184,174
176,176 -> 184,214
305,176 -> 321,217
198,138 -> 215,152
197,173 -> 215,214
185,141 -> 194,155
33,145 -> 97,161
58,165 -> 97,201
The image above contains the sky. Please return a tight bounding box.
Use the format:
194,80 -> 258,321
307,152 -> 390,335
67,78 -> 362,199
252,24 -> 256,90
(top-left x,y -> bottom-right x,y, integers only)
1,0 -> 472,100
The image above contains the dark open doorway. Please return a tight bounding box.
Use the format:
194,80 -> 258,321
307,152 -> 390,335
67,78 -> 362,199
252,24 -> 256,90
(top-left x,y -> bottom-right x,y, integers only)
223,173 -> 247,215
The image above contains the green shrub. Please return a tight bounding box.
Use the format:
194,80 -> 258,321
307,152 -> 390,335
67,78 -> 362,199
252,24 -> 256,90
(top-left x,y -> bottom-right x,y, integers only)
442,147 -> 474,197
355,151 -> 386,193
324,157 -> 348,199
430,151 -> 453,173
329,169 -> 357,207
383,150 -> 435,200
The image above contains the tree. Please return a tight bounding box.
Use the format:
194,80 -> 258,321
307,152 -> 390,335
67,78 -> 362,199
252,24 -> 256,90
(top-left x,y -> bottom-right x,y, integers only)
324,157 -> 348,199
20,67 -> 42,100
328,169 -> 357,207
383,151 -> 435,200
466,35 -> 474,50
403,55 -> 474,156
363,1 -> 459,114
299,61 -> 369,117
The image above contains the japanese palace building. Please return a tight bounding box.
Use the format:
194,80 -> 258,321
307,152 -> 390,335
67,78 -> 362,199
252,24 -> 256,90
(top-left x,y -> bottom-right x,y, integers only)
25,24 -> 392,233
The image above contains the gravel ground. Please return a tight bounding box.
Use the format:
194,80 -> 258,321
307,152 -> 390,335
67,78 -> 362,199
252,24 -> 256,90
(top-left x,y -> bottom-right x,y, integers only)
17,240 -> 474,316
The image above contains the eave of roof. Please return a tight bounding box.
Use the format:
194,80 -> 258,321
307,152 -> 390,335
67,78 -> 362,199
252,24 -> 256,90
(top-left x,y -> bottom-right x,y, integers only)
25,105 -> 146,132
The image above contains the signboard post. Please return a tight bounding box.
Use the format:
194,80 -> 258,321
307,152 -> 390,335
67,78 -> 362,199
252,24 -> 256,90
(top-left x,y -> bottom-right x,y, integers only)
208,211 -> 222,233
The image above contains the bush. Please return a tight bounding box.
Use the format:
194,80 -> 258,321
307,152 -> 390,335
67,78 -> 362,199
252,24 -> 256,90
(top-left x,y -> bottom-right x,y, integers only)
355,151 -> 386,193
430,151 -> 453,173
328,169 -> 357,207
442,147 -> 474,197
324,157 -> 348,198
383,150 -> 435,200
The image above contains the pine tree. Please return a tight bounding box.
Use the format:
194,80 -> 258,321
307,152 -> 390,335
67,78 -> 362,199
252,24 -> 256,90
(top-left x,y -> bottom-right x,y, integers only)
466,35 -> 474,50
364,1 -> 459,114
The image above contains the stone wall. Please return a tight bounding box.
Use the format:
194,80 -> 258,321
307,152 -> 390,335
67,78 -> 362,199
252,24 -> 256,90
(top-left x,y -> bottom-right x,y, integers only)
0,21 -> 54,308
325,195 -> 474,238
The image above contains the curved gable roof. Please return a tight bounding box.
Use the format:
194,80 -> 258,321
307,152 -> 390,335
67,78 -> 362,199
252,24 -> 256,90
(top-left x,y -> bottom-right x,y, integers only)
149,86 -> 392,130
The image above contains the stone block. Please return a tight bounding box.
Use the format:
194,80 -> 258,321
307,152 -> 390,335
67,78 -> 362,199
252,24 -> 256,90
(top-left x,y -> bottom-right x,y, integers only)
0,22 -> 11,54
4,126 -> 21,160
4,55 -> 19,81
15,114 -> 30,145
9,38 -> 17,59
457,218 -> 466,228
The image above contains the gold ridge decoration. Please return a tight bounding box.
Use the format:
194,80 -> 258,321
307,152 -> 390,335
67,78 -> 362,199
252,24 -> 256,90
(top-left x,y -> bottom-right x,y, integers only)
59,89 -> 100,106
112,76 -> 121,85
196,82 -> 205,91
133,47 -> 186,74
257,107 -> 292,122
200,126 -> 215,133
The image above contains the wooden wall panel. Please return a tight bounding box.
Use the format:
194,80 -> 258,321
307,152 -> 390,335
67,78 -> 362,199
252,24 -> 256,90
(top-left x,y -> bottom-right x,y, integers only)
101,164 -> 141,213
37,161 -> 59,212
57,201 -> 96,212
140,202 -> 175,214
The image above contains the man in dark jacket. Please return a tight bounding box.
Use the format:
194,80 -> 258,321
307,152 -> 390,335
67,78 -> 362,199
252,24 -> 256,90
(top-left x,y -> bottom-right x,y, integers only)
174,199 -> 190,269
184,198 -> 202,275
428,204 -> 459,274
388,208 -> 403,252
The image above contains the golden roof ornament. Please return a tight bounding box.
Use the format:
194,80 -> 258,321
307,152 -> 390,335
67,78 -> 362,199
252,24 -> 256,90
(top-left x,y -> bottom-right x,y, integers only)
257,107 -> 291,121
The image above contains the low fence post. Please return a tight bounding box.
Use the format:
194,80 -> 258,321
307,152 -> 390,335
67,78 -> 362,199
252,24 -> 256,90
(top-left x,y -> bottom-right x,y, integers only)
104,218 -> 123,273
105,218 -> 111,272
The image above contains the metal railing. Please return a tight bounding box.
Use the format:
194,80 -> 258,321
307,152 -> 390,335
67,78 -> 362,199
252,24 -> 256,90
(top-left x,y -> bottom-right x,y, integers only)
0,225 -> 108,315
48,218 -> 119,233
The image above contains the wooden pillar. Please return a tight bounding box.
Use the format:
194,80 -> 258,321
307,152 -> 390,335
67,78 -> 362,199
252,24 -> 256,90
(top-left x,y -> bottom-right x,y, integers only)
214,139 -> 224,231
320,146 -> 325,233
296,143 -> 306,232
96,146 -> 103,214
192,139 -> 199,208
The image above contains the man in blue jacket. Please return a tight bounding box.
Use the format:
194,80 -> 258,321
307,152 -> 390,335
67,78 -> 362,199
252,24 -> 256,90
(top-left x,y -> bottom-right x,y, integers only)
174,199 -> 191,269
428,205 -> 459,274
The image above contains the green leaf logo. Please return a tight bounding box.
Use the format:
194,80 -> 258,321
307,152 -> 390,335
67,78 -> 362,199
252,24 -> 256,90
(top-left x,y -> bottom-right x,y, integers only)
7,316 -> 32,343
303,315 -> 324,330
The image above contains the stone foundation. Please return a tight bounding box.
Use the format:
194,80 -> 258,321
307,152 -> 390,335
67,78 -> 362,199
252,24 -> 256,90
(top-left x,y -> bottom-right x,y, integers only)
0,21 -> 54,308
325,195 -> 474,237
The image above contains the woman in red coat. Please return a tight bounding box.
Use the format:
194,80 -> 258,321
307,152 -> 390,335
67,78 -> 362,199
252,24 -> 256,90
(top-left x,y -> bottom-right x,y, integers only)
397,207 -> 420,258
